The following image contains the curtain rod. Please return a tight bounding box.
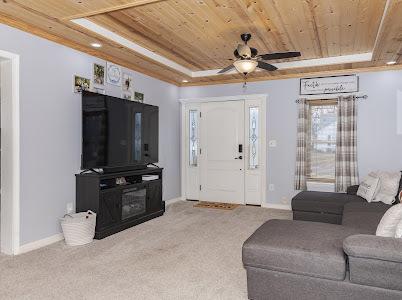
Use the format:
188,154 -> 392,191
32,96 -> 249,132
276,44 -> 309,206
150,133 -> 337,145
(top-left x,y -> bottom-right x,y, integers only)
295,95 -> 367,103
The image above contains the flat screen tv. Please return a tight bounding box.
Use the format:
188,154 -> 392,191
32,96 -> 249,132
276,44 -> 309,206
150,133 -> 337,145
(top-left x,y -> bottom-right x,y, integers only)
81,91 -> 158,170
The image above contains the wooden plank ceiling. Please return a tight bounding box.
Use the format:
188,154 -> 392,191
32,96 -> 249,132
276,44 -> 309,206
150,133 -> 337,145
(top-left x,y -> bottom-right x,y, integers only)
0,0 -> 401,86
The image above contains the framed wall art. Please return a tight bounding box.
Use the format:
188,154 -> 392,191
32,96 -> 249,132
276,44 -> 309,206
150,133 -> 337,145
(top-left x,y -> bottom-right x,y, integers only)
300,75 -> 358,95
106,62 -> 122,86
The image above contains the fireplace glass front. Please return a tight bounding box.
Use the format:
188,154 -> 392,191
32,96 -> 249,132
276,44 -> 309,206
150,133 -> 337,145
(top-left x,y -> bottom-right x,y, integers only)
122,187 -> 146,220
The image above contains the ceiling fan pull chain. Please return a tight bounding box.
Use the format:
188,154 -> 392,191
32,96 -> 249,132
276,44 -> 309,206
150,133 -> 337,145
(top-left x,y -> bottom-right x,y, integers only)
243,76 -> 248,91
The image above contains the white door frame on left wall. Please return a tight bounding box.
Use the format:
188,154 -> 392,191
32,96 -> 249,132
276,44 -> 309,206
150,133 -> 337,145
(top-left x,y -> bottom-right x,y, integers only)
0,50 -> 20,255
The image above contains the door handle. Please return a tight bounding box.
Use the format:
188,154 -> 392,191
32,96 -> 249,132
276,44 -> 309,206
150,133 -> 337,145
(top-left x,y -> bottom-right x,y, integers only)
235,156 -> 243,160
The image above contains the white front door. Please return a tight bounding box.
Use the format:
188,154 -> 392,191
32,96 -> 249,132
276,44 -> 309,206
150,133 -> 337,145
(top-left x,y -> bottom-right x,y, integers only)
199,101 -> 245,204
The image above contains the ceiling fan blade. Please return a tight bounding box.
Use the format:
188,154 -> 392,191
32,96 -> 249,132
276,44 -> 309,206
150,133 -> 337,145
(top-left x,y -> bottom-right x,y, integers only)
218,64 -> 235,74
259,51 -> 301,61
257,61 -> 278,71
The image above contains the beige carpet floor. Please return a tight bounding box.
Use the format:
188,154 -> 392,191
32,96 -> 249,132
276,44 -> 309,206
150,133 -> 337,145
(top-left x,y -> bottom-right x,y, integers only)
0,201 -> 291,300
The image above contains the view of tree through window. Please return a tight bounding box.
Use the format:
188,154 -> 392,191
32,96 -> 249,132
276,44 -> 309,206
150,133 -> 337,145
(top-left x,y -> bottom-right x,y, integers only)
309,103 -> 337,181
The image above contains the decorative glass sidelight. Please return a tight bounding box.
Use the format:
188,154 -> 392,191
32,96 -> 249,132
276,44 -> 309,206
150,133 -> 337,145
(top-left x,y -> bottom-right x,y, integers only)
249,107 -> 259,169
189,110 -> 198,166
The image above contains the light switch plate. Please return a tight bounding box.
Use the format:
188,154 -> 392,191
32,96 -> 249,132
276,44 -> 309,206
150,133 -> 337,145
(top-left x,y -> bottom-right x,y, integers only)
269,184 -> 275,191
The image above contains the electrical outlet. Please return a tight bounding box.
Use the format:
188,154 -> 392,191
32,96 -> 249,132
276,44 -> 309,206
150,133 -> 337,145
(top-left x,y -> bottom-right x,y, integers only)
269,184 -> 275,191
66,202 -> 74,214
268,140 -> 277,147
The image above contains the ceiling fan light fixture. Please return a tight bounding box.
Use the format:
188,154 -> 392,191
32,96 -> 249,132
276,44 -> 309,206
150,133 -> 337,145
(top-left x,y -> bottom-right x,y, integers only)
233,59 -> 258,74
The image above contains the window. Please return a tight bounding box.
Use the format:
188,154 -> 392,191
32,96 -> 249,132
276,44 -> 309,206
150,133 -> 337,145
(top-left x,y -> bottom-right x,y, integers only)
249,107 -> 259,169
189,110 -> 198,166
308,100 -> 337,182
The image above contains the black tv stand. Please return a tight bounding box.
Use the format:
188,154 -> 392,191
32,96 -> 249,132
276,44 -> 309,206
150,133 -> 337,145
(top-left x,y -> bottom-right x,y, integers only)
102,165 -> 148,174
80,168 -> 102,175
76,167 -> 164,239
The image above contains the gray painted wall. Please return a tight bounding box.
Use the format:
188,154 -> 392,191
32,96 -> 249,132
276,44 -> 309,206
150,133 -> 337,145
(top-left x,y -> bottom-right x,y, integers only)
180,71 -> 402,206
0,24 -> 181,245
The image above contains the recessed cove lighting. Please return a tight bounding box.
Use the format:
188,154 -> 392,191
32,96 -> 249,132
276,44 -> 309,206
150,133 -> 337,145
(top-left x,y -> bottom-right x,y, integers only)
90,43 -> 102,48
182,79 -> 189,83
386,61 -> 397,65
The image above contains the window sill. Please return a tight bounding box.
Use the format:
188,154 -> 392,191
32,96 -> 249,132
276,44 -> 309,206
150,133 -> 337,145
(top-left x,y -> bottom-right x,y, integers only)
307,181 -> 335,192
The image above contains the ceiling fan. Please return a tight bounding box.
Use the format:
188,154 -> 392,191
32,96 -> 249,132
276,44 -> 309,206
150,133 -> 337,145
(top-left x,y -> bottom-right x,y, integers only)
218,33 -> 301,76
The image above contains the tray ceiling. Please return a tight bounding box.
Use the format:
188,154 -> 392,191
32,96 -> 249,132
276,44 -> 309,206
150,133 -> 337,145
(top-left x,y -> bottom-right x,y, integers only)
1,0 -> 401,86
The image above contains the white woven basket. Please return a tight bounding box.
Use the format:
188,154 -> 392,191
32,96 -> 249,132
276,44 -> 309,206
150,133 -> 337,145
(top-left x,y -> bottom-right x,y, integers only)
60,210 -> 96,246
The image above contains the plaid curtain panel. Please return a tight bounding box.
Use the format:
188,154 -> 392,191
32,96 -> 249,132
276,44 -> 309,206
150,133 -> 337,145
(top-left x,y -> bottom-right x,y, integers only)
294,99 -> 310,190
335,95 -> 359,192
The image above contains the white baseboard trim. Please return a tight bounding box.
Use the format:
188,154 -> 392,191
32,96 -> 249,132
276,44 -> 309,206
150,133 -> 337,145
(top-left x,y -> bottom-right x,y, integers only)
164,196 -> 184,206
261,203 -> 292,211
16,197 -> 185,255
17,233 -> 64,255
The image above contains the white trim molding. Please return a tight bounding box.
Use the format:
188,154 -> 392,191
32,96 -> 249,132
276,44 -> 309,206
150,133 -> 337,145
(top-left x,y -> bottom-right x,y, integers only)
180,94 -> 267,206
261,203 -> 292,211
71,18 -> 192,76
193,53 -> 372,77
180,94 -> 268,104
71,18 -> 374,78
164,197 -> 184,206
0,50 -> 20,255
17,233 -> 64,255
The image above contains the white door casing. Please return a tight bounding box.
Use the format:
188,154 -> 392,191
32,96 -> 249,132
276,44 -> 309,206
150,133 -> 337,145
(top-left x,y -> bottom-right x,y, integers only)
0,50 -> 20,255
200,101 -> 245,204
180,94 -> 267,206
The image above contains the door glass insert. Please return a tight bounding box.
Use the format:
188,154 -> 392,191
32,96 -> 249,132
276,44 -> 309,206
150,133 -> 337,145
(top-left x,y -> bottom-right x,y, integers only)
189,109 -> 198,166
249,107 -> 259,169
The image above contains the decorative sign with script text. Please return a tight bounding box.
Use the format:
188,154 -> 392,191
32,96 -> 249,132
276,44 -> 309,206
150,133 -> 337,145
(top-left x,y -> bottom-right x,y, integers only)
300,75 -> 359,95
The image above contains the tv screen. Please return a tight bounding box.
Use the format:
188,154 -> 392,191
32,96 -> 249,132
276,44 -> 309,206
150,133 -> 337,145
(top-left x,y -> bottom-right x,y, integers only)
81,91 -> 158,169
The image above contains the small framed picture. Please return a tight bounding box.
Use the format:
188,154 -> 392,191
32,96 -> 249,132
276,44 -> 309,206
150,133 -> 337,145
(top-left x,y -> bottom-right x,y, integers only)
73,75 -> 90,93
122,73 -> 133,92
93,63 -> 105,88
134,91 -> 144,103
106,62 -> 122,86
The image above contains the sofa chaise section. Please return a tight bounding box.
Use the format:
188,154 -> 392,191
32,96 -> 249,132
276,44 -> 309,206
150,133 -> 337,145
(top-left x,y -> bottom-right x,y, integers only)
243,219 -> 362,281
243,219 -> 402,300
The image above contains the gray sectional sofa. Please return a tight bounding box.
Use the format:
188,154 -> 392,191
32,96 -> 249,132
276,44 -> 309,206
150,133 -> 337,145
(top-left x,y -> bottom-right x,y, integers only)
242,177 -> 402,300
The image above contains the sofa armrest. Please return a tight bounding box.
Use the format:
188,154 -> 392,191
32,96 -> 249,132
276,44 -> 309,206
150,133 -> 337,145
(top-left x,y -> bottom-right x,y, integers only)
344,234 -> 402,262
346,185 -> 359,195
344,235 -> 402,291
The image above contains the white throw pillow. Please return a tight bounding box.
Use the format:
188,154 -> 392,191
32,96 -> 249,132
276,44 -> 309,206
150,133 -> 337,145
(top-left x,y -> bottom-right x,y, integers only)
395,219 -> 402,238
357,175 -> 380,202
376,204 -> 402,237
371,171 -> 401,205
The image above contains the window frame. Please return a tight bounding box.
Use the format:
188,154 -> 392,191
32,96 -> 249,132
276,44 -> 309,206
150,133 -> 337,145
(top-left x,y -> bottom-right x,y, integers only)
307,99 -> 338,183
